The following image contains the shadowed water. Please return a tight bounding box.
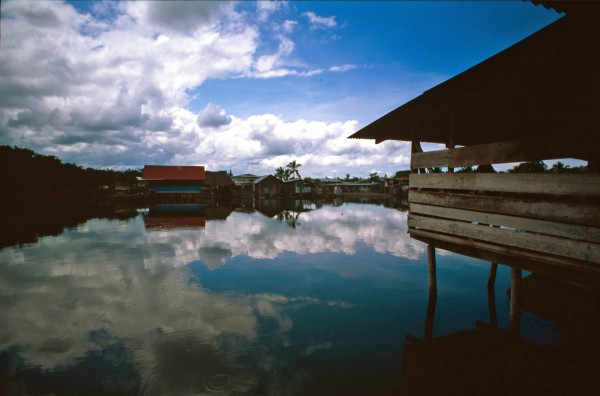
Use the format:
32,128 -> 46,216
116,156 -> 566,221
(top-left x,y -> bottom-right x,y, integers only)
0,201 -> 598,395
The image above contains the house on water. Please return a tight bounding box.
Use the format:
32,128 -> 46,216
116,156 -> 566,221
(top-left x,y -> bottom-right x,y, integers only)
143,165 -> 206,203
350,0 -> 600,287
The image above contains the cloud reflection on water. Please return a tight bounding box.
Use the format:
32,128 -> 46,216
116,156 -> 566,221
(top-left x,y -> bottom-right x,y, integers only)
0,203 -> 424,394
144,204 -> 425,270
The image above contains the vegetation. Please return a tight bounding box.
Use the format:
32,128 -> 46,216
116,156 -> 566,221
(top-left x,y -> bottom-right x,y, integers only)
508,160 -> 586,173
0,145 -> 141,205
275,160 -> 303,181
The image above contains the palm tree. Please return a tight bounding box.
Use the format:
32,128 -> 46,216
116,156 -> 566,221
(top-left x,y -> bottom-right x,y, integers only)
275,166 -> 290,181
286,160 -> 302,180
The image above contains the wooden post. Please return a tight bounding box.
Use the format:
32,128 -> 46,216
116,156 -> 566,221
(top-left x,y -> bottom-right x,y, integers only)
424,244 -> 437,340
509,267 -> 522,337
487,262 -> 498,328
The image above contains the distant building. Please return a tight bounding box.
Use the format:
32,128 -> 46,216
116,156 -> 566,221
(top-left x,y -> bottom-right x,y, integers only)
231,174 -> 260,187
336,182 -> 381,194
253,175 -> 283,198
143,165 -> 206,203
384,177 -> 409,195
282,178 -> 308,195
202,171 -> 234,199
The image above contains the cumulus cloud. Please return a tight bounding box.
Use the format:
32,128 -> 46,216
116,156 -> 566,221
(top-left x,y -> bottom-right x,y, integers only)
197,103 -> 232,128
0,0 -> 410,175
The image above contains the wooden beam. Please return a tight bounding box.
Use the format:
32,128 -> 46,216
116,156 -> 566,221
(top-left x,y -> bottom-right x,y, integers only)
409,173 -> 600,197
409,190 -> 600,227
408,214 -> 600,263
410,231 -> 600,289
409,138 -> 590,170
410,203 -> 600,243
411,149 -> 448,169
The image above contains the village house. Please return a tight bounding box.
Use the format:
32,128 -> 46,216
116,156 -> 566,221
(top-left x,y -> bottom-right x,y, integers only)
142,165 -> 206,203
383,177 -> 409,196
253,175 -> 283,198
201,171 -> 234,200
336,182 -> 382,194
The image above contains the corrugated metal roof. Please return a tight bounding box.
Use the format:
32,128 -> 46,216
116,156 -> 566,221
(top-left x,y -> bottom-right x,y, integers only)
143,165 -> 206,181
349,1 -> 600,149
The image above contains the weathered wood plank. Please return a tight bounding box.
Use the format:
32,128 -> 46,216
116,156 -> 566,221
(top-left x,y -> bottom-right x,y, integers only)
409,138 -> 590,170
411,150 -> 449,169
407,214 -> 600,263
409,203 -> 600,243
408,190 -> 600,227
409,173 -> 600,197
409,230 -> 600,287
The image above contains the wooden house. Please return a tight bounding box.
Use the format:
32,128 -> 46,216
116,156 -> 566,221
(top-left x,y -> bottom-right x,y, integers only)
336,182 -> 382,194
384,177 -> 409,196
253,175 -> 283,198
282,178 -> 309,196
349,1 -> 600,284
201,171 -> 234,199
143,165 -> 206,203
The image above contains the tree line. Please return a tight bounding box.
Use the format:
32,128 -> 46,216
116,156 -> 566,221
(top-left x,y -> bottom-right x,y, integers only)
0,145 -> 141,205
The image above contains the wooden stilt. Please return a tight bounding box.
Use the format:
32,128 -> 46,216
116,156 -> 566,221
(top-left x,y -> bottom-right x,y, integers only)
509,267 -> 522,337
424,244 -> 437,340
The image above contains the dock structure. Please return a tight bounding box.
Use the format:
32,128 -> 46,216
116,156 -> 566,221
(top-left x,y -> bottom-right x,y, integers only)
349,1 -> 600,286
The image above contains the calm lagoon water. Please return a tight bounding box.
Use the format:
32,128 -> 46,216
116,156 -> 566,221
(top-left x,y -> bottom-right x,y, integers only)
0,201 -> 598,395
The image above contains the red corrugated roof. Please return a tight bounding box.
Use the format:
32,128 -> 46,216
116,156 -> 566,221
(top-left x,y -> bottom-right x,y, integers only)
143,165 -> 206,181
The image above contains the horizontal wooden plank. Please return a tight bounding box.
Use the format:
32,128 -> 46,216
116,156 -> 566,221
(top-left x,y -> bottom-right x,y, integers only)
411,150 -> 449,169
408,214 -> 600,264
410,203 -> 600,243
409,173 -> 600,197
411,139 -> 589,169
408,190 -> 600,227
409,229 -> 600,283
409,138 -> 590,170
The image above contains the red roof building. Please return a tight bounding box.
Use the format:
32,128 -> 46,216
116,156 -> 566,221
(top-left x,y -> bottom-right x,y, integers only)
143,165 -> 205,181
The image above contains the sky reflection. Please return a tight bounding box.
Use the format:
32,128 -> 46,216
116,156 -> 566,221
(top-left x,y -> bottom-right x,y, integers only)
2,202 -> 587,395
0,203 -> 428,394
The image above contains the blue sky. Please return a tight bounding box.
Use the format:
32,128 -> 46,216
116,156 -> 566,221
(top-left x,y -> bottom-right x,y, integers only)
0,1 -> 562,177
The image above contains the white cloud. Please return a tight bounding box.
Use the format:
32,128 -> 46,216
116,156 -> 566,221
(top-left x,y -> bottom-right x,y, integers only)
0,0 -> 412,176
197,103 -> 232,128
302,11 -> 337,29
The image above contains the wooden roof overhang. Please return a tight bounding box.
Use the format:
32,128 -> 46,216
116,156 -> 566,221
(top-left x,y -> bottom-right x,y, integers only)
349,3 -> 600,161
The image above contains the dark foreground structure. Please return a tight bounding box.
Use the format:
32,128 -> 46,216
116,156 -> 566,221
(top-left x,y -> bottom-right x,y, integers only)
351,2 -> 600,392
350,0 -> 600,283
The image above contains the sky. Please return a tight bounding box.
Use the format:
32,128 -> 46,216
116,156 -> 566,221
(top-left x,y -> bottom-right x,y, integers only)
0,1 -> 562,178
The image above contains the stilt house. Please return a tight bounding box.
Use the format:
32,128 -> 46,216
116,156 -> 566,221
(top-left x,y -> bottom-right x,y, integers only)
350,1 -> 600,285
143,165 -> 206,202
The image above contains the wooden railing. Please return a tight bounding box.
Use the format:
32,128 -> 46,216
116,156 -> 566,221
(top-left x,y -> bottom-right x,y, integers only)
408,172 -> 600,275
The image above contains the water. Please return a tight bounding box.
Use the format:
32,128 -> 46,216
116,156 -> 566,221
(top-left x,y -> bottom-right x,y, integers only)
0,201 -> 598,395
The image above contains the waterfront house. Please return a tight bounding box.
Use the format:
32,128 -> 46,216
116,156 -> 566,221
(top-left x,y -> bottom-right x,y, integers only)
143,165 -> 206,203
350,1 -> 600,283
202,171 -> 234,199
231,173 -> 259,198
282,178 -> 308,196
254,175 -> 283,198
384,177 -> 409,196
336,182 -> 382,194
